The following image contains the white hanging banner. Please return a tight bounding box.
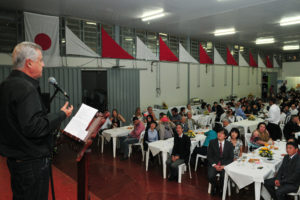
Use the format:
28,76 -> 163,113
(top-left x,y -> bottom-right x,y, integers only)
24,12 -> 61,67
136,36 -> 158,61
258,54 -> 266,68
214,47 -> 225,65
238,52 -> 249,67
273,57 -> 280,68
179,43 -> 198,64
65,26 -> 100,57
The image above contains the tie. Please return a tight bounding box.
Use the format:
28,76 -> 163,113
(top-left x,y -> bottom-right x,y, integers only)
218,142 -> 223,166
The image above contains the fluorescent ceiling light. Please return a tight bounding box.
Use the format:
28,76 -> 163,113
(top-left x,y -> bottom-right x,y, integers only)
284,40 -> 299,44
255,37 -> 275,45
125,38 -> 133,41
142,13 -> 165,21
86,21 -> 96,25
214,28 -> 236,36
141,9 -> 164,18
283,45 -> 299,50
160,33 -> 168,36
280,16 -> 300,26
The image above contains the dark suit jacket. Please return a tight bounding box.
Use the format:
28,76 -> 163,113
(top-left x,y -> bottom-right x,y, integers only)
171,133 -> 191,164
283,121 -> 300,141
276,153 -> 300,186
207,139 -> 234,166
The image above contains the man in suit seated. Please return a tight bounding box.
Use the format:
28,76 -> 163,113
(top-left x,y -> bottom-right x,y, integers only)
207,127 -> 234,195
166,124 -> 191,181
264,142 -> 300,200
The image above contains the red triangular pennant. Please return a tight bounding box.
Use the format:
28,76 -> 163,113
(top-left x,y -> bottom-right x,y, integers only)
199,44 -> 213,64
159,37 -> 179,62
266,56 -> 273,68
249,51 -> 258,67
101,27 -> 134,59
226,48 -> 238,66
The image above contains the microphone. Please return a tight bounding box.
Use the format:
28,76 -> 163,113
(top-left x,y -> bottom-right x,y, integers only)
48,77 -> 70,99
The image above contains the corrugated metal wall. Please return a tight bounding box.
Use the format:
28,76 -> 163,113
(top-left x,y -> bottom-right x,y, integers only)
107,68 -> 140,125
0,66 -> 82,127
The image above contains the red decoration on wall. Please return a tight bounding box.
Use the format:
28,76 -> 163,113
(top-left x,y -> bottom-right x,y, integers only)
249,51 -> 258,67
266,56 -> 273,68
199,44 -> 213,64
101,27 -> 134,59
159,37 -> 179,62
226,48 -> 238,66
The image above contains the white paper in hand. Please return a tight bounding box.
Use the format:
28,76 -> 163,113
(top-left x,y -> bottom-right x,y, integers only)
64,103 -> 98,141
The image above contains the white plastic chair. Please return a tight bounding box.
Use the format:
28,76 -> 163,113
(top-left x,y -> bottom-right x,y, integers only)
194,154 -> 207,171
245,133 -> 252,152
97,132 -> 105,154
236,116 -> 244,122
177,152 -> 192,183
128,131 -> 146,161
288,186 -> 300,200
208,173 -> 231,196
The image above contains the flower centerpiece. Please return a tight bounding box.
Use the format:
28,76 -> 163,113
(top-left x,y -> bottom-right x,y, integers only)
259,144 -> 273,159
162,102 -> 168,109
203,110 -> 209,115
248,114 -> 256,121
185,130 -> 196,138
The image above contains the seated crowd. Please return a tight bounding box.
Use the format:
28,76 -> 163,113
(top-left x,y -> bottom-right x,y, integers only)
98,89 -> 300,198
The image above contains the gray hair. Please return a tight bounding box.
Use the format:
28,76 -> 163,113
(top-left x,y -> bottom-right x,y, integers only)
222,118 -> 229,123
12,42 -> 42,69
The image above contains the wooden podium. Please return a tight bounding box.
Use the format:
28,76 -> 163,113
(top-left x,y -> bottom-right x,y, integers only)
63,112 -> 109,200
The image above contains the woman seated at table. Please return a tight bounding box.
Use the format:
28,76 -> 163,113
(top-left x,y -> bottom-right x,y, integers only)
145,115 -> 157,132
199,102 -> 207,114
134,107 -> 144,121
249,122 -> 274,151
206,104 -> 212,113
226,109 -> 236,123
244,105 -> 253,115
227,128 -> 243,160
110,109 -> 126,128
157,116 -> 176,140
143,122 -> 159,152
192,123 -> 221,157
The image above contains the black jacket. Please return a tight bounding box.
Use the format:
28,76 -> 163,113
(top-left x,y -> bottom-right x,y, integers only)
276,154 -> 300,186
283,121 -> 300,141
0,70 -> 66,160
207,139 -> 234,166
171,133 -> 191,164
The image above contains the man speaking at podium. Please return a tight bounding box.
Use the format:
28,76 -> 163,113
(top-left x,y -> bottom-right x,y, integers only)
0,42 -> 73,200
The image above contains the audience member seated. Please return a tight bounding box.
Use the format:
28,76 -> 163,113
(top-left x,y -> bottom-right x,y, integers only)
220,99 -> 226,109
192,123 -> 220,159
186,112 -> 199,130
166,124 -> 191,181
283,115 -> 300,141
157,116 -> 176,140
119,117 -> 145,160
207,127 -> 234,195
206,104 -> 212,113
212,102 -> 218,112
111,109 -> 126,128
215,105 -> 225,122
145,115 -> 157,132
222,118 -> 232,133
252,104 -> 259,115
290,104 -> 299,115
143,122 -> 159,152
227,128 -> 243,160
282,105 -> 291,116
180,116 -> 189,132
244,105 -> 252,115
159,112 -> 165,120
145,106 -> 157,121
235,104 -> 247,119
170,107 -> 182,124
249,122 -> 273,151
264,142 -> 300,200
134,107 -> 144,121
226,109 -> 236,123
199,102 -> 207,114
179,107 -> 187,117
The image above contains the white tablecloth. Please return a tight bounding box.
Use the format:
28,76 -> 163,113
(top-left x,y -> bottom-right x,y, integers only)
230,118 -> 265,135
222,141 -> 286,200
192,114 -> 215,126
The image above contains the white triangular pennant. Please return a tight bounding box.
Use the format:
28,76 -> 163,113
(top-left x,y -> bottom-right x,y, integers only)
238,52 -> 249,66
65,26 -> 100,57
179,43 -> 198,64
258,54 -> 266,68
214,47 -> 225,64
273,57 -> 280,68
136,36 -> 158,60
